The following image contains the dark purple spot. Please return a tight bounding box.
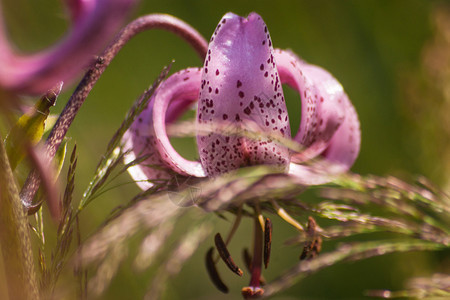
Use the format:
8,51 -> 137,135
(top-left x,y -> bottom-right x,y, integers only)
244,107 -> 251,115
239,91 -> 245,98
260,64 -> 264,71
223,114 -> 228,120
235,114 -> 241,121
237,80 -> 242,88
215,88 -> 219,94
216,69 -> 220,76
264,72 -> 268,77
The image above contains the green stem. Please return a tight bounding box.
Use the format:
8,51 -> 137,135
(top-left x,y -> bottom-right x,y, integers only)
0,135 -> 39,299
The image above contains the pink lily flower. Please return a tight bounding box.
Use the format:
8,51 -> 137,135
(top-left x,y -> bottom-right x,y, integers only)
123,12 -> 360,189
0,0 -> 138,94
122,12 -> 361,297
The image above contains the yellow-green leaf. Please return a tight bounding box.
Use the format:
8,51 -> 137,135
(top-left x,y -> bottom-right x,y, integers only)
5,82 -> 63,170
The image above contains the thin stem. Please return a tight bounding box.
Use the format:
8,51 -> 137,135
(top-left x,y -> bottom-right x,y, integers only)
214,206 -> 243,263
20,14 -> 208,210
254,202 -> 265,233
270,199 -> 304,232
0,133 -> 40,300
225,206 -> 243,245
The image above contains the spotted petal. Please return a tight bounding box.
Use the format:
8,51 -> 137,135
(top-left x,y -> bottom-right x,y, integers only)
275,49 -> 347,161
123,68 -> 204,190
196,12 -> 291,176
0,0 -> 137,94
152,68 -> 206,177
274,50 -> 360,183
287,95 -> 360,185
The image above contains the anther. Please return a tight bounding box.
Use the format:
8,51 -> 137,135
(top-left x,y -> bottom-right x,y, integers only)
263,218 -> 272,269
205,247 -> 229,293
214,233 -> 243,276
300,216 -> 322,260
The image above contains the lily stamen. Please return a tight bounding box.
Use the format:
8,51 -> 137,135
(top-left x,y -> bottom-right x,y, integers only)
263,218 -> 272,269
205,247 -> 229,293
214,233 -> 243,277
300,216 -> 323,260
270,199 -> 305,232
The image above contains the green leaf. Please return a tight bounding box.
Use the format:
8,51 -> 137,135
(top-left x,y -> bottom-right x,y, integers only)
5,82 -> 62,170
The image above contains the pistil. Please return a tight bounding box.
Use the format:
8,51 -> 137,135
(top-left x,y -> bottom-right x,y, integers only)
242,216 -> 264,298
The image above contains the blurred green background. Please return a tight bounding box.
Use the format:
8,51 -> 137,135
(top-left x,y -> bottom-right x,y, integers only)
1,0 -> 449,299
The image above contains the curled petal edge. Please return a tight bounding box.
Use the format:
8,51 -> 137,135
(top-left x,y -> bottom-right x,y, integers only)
275,50 -> 360,184
152,68 -> 206,178
123,68 -> 205,190
274,49 -> 347,162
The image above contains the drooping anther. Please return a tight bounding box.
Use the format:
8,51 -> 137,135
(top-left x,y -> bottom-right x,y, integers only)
300,216 -> 322,260
205,247 -> 229,293
214,233 -> 243,276
263,218 -> 272,269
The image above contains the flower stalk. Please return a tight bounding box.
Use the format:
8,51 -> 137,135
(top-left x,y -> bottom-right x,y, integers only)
0,133 -> 39,300
20,14 -> 208,210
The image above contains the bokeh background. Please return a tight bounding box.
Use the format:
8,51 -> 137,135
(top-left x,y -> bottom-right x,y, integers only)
1,0 -> 449,299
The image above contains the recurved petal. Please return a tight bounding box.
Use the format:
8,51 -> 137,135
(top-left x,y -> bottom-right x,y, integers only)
320,93 -> 361,169
274,49 -> 346,162
197,12 -> 291,176
275,50 -> 361,184
0,0 -> 138,94
123,68 -> 204,190
288,96 -> 360,185
152,67 -> 206,177
64,0 -> 95,22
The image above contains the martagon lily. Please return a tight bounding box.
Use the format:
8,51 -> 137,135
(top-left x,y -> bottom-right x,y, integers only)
123,12 -> 360,297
